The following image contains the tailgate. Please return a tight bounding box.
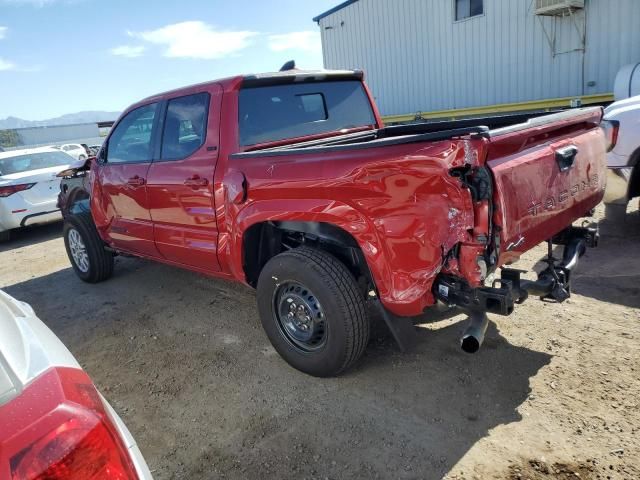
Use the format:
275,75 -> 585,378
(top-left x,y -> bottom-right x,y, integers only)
486,108 -> 606,263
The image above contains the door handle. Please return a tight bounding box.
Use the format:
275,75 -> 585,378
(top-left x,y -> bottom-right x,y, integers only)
127,175 -> 145,186
184,175 -> 209,188
555,145 -> 578,172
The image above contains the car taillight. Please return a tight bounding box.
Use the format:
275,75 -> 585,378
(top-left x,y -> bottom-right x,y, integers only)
601,119 -> 619,152
0,183 -> 36,198
3,368 -> 138,480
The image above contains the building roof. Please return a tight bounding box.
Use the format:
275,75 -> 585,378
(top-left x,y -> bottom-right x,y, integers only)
313,0 -> 359,23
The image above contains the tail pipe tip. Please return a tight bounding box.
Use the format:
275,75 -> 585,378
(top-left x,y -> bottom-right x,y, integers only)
461,311 -> 489,354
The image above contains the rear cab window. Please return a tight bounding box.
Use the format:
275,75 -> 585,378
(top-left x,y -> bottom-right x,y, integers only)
238,80 -> 376,147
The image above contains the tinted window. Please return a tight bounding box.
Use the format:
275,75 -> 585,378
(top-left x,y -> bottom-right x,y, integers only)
0,151 -> 72,176
238,81 -> 375,146
107,103 -> 158,164
161,93 -> 209,160
455,0 -> 483,20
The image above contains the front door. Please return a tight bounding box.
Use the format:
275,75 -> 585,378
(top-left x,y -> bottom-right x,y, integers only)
145,87 -> 222,271
94,102 -> 160,257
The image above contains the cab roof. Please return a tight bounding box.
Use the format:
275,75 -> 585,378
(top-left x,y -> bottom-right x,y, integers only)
136,69 -> 363,106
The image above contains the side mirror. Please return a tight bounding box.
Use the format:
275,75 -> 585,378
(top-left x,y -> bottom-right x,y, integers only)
98,145 -> 107,163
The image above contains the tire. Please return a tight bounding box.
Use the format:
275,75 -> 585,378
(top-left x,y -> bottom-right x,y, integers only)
0,230 -> 10,243
63,212 -> 114,283
257,247 -> 369,377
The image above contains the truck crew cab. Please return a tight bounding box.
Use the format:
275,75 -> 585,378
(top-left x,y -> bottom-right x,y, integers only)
58,67 -> 607,377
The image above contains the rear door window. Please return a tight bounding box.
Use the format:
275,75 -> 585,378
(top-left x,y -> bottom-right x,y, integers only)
238,80 -> 375,146
160,93 -> 209,161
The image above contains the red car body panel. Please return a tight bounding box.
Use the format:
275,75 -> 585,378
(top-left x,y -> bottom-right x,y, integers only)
74,72 -> 605,317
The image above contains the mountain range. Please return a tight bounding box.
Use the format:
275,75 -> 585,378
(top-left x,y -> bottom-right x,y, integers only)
0,111 -> 121,130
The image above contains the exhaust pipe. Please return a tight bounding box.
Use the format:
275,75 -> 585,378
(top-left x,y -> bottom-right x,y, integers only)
460,311 -> 489,354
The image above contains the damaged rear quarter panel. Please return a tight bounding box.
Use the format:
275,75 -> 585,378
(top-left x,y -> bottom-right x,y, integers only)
229,140 -> 475,316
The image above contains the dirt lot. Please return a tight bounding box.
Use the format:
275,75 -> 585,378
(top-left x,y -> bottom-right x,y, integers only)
1,204 -> 639,480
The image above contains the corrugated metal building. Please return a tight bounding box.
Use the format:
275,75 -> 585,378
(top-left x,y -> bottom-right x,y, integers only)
0,123 -> 105,150
314,0 -> 640,119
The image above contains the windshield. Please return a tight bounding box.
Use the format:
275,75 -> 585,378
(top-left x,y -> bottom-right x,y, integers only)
0,151 -> 72,176
238,80 -> 376,146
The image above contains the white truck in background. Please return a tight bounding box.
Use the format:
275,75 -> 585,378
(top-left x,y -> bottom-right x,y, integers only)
603,64 -> 640,218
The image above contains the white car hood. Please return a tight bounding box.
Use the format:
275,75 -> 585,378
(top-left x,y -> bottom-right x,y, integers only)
0,290 -> 79,407
0,164 -> 70,186
604,94 -> 640,118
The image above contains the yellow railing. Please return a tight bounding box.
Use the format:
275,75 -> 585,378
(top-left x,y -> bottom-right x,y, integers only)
382,93 -> 614,123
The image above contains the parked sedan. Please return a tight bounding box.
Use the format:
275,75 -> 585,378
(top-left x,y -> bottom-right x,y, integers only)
0,289 -> 152,479
0,147 -> 73,242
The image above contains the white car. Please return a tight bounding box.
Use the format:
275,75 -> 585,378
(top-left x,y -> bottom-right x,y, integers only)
602,94 -> 640,215
0,147 -> 73,242
55,143 -> 89,161
0,289 -> 152,479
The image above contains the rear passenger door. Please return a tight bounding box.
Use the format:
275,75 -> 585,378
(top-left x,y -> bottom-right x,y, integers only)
146,86 -> 222,271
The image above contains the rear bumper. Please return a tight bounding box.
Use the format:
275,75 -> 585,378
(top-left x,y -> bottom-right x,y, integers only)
19,209 -> 62,227
434,224 -> 598,314
0,198 -> 61,232
603,167 -> 632,205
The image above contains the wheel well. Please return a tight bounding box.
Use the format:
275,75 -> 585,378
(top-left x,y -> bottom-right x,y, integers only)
629,149 -> 640,199
242,221 -> 375,292
61,184 -> 90,217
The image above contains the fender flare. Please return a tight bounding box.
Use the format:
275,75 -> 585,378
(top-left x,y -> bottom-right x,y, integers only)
225,198 -> 393,302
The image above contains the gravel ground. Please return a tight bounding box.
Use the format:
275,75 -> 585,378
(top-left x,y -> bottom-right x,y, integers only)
1,204 -> 639,480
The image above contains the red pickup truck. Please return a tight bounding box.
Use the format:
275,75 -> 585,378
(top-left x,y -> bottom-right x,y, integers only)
58,68 -> 607,377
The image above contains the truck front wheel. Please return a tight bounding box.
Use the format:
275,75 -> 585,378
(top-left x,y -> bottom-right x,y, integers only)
63,212 -> 114,283
256,247 -> 369,377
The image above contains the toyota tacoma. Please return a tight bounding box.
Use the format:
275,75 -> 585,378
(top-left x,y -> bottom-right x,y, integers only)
58,67 -> 607,377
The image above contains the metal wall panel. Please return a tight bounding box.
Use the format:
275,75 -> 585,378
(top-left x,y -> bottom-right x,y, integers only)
11,123 -> 100,147
318,0 -> 640,115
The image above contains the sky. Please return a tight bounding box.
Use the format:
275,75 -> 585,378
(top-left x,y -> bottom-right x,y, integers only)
0,0 -> 340,120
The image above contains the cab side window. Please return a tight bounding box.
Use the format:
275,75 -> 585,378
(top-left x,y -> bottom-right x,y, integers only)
106,103 -> 158,164
160,93 -> 209,161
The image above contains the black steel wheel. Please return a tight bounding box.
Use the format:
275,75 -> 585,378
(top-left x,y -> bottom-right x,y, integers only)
257,247 -> 369,377
274,281 -> 328,352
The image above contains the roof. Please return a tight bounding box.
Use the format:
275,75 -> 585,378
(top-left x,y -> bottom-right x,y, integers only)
242,69 -> 363,87
133,69 -> 363,109
0,146 -> 59,159
313,0 -> 359,23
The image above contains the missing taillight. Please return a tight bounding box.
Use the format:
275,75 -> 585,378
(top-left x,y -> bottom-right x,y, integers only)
0,183 -> 36,198
601,119 -> 620,153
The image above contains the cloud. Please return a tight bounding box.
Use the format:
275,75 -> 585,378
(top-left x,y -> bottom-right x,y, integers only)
267,31 -> 321,53
130,21 -> 257,60
0,58 -> 16,71
0,26 -> 7,40
110,45 -> 145,58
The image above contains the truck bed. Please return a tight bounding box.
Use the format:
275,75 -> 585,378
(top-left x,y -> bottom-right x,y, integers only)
233,106 -> 606,280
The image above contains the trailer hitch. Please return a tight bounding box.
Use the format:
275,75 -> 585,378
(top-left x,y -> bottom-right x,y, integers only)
433,224 -> 599,354
504,224 -> 599,303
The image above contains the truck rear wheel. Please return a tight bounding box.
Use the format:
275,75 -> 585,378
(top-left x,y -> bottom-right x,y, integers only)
256,247 -> 369,377
63,212 -> 114,283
